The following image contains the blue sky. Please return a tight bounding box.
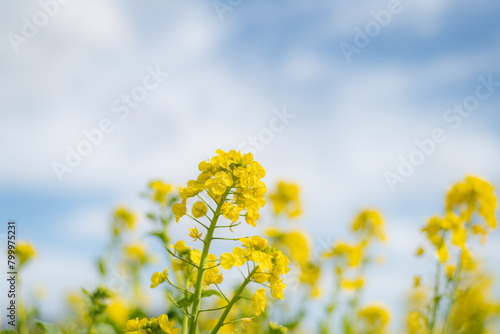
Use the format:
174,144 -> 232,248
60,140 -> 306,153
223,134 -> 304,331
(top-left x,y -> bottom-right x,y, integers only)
1,0 -> 500,330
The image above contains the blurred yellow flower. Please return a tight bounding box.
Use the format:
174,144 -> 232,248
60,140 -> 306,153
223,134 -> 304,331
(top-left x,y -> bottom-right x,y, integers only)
16,240 -> 36,267
106,298 -> 129,329
114,206 -> 136,232
340,277 -> 364,290
352,209 -> 386,242
124,243 -> 149,264
446,175 -> 497,229
358,303 -> 391,333
269,181 -> 302,218
445,264 -> 456,279
415,246 -> 425,257
324,241 -> 363,267
149,180 -> 174,206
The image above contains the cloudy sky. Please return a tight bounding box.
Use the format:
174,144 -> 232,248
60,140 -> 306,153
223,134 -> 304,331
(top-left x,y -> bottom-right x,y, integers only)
1,0 -> 500,330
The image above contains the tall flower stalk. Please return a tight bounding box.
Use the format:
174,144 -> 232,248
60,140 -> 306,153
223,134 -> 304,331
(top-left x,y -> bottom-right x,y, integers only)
127,149 -> 290,334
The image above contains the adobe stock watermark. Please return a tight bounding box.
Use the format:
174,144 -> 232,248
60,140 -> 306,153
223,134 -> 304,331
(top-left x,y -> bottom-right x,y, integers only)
384,74 -> 500,192
237,106 -> 295,156
340,0 -> 412,64
7,0 -> 73,54
51,65 -> 169,182
212,0 -> 243,21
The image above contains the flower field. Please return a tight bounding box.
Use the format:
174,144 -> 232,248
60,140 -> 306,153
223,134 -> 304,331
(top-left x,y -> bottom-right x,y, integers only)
10,149 -> 500,334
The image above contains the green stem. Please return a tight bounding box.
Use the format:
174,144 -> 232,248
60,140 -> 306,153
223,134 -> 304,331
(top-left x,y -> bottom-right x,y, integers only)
442,252 -> 462,334
188,189 -> 230,334
429,260 -> 442,332
182,314 -> 189,334
210,266 -> 258,334
182,278 -> 190,334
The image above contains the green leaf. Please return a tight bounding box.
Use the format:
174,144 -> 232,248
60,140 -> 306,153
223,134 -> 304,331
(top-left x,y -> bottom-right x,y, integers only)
94,323 -> 116,334
98,259 -> 106,275
1,330 -> 18,334
282,309 -> 305,330
149,231 -> 169,244
201,289 -> 224,299
36,321 -> 64,334
175,295 -> 194,308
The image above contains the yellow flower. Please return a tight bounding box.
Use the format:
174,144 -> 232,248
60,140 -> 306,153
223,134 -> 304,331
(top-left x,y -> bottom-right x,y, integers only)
15,241 -> 36,266
446,175 -> 497,229
173,149 -> 267,227
451,225 -> 467,249
158,314 -> 180,334
114,206 -> 136,232
269,278 -> 286,300
192,201 -> 208,218
221,202 -> 243,222
124,317 -> 148,333
124,243 -> 148,264
448,275 -> 500,333
445,264 -> 456,279
252,289 -> 266,315
422,216 -> 444,248
125,316 -> 179,334
170,240 -> 190,256
188,226 -> 203,241
340,277 -> 364,290
414,276 -> 421,288
220,247 -> 246,270
352,209 -> 386,242
250,250 -> 273,271
150,269 -> 169,288
172,200 -> 187,223
281,231 -> 310,265
203,254 -> 223,286
240,235 -> 269,250
299,261 -> 321,287
407,311 -> 428,334
415,246 -> 425,257
358,303 -> 391,332
106,298 -> 129,329
269,181 -> 302,218
436,244 -> 449,263
461,248 -> 476,271
472,224 -> 488,243
149,180 -> 173,206
324,241 -> 363,267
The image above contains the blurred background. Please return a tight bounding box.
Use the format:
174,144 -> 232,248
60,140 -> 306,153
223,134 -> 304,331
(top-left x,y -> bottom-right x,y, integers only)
1,0 -> 500,330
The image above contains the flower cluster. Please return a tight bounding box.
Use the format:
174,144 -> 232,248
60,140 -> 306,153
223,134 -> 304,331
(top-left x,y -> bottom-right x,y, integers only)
221,236 -> 290,302
351,209 -> 385,242
322,209 -> 388,331
266,227 -> 321,298
148,180 -> 174,207
113,206 -> 136,235
411,175 -> 499,334
324,209 -> 386,291
146,150 -> 291,334
172,149 -> 266,226
422,176 -> 497,267
357,304 -> 391,334
125,315 -> 179,334
269,181 -> 302,218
